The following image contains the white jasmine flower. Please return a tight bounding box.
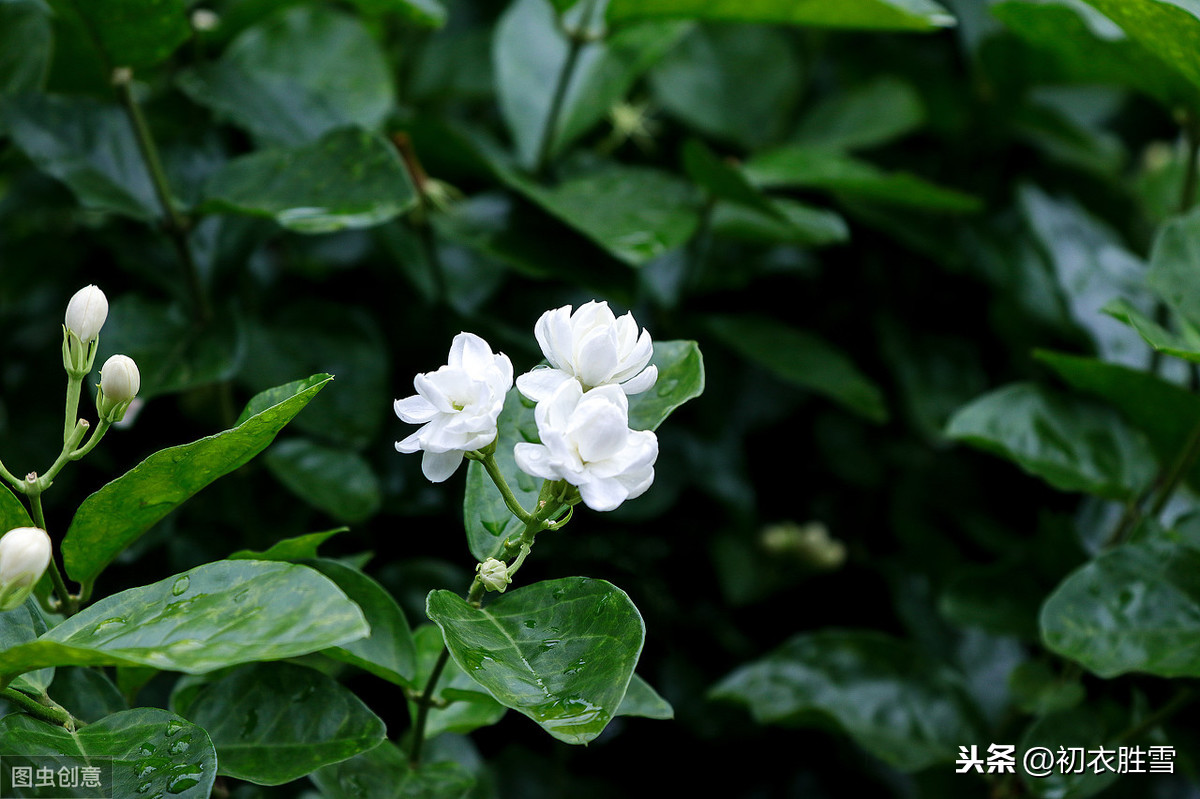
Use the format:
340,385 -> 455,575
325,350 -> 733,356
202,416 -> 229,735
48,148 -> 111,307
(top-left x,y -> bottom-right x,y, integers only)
514,381 -> 657,512
476,558 -> 512,593
395,332 -> 513,483
516,301 -> 657,402
0,527 -> 52,612
96,354 -> 141,422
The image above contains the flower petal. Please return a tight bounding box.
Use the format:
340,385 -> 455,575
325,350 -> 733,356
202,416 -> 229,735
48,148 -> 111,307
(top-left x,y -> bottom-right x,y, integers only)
619,363 -> 658,396
516,367 -> 572,403
394,394 -> 439,424
421,449 -> 464,483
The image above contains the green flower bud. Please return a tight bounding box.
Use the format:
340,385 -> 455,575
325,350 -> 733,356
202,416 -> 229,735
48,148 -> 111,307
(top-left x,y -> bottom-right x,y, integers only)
96,354 -> 141,423
0,527 -> 52,612
476,558 -> 511,593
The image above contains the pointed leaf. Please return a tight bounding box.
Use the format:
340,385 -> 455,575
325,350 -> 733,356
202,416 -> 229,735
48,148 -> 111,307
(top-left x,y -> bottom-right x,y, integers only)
608,0 -> 955,30
426,577 -> 645,745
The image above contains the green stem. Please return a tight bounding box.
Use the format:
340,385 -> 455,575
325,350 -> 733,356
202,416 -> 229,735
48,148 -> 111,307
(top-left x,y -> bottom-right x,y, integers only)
1114,687 -> 1195,745
0,688 -> 77,730
26,493 -> 75,615
534,0 -> 599,176
479,452 -> 535,524
0,456 -> 25,492
408,645 -> 451,769
114,73 -> 211,323
70,420 -> 111,463
63,375 -> 83,446
1149,418 -> 1200,519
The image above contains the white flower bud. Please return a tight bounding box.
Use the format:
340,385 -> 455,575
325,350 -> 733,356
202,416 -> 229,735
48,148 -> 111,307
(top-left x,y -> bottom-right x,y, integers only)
0,527 -> 52,612
97,354 -> 141,422
477,558 -> 511,593
64,285 -> 108,345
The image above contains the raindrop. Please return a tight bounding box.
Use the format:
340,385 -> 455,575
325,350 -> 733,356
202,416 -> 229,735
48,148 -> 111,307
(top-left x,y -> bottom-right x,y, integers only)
171,576 -> 190,596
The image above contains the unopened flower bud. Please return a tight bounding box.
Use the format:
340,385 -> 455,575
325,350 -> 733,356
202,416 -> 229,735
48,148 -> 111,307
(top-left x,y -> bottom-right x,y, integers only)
476,558 -> 511,593
65,285 -> 108,344
62,285 -> 108,376
96,354 -> 141,422
190,8 -> 219,31
761,521 -> 846,571
0,527 -> 52,612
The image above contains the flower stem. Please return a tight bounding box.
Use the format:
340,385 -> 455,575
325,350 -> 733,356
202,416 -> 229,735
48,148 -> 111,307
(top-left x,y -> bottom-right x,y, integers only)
63,375 -> 83,446
0,687 -> 78,730
534,0 -> 600,176
478,452 -> 535,524
408,646 -> 452,769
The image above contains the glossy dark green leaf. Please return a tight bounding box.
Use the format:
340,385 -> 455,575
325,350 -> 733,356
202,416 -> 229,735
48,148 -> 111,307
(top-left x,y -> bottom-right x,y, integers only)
1041,539 -> 1200,678
793,77 -> 926,151
709,198 -> 849,247
201,127 -> 417,234
0,93 -> 157,220
0,708 -> 215,798
1008,661 -> 1085,716
709,630 -> 985,771
681,138 -> 785,219
1019,184 -> 1154,369
648,23 -> 806,149
62,375 -> 332,585
305,559 -> 417,688
46,666 -> 130,724
1018,707 -> 1118,798
494,0 -> 686,169
0,600 -> 52,695
229,528 -> 348,562
348,0 -> 446,27
615,674 -> 673,719
608,0 -> 955,30
627,340 -> 706,431
1147,206 -> 1200,326
1077,0 -> 1200,91
501,163 -> 702,267
1034,349 -> 1200,486
0,483 -> 33,535
992,0 -> 1196,107
706,314 -> 888,423
1104,298 -> 1200,364
0,0 -> 52,95
309,740 -> 475,799
945,382 -> 1156,501
177,5 -> 393,147
744,146 -> 981,212
265,438 -> 382,523
48,0 -> 190,68
0,560 -> 368,678
182,661 -> 385,785
407,625 -> 506,739
426,577 -> 645,744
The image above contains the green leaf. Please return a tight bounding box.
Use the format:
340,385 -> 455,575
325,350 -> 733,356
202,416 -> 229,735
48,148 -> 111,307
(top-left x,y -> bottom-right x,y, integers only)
1034,349 -> 1200,485
310,740 -> 475,799
681,138 -> 786,219
181,661 -> 385,785
0,560 -> 369,678
992,0 -> 1197,107
627,340 -> 706,431
0,93 -> 157,220
0,483 -> 33,534
47,666 -> 130,723
792,76 -> 926,151
348,0 -> 447,27
426,577 -> 645,745
1019,707 -> 1119,798
709,198 -> 849,247
0,0 -> 52,96
705,314 -> 888,423
709,630 -> 985,771
201,127 -> 418,234
608,0 -> 955,30
945,382 -> 1157,501
1104,297 -> 1200,364
48,0 -> 190,68
407,625 -> 506,739
494,0 -> 687,169
0,707 -> 216,798
177,5 -> 394,147
0,599 -> 53,695
1076,0 -> 1200,92
500,163 -> 703,267
305,559 -> 417,688
615,674 -> 674,719
265,438 -> 382,523
61,375 -> 332,585
1041,539 -> 1200,678
229,528 -> 348,562
1008,661 -> 1085,716
1147,206 -> 1200,326
744,146 -> 982,212
648,23 -> 806,149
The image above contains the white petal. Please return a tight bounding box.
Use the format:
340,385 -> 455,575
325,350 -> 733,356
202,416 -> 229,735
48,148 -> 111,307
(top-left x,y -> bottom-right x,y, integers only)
395,428 -> 427,454
619,364 -> 657,396
578,477 -> 629,512
514,442 -> 558,480
537,306 -> 574,371
575,326 -> 620,388
421,449 -> 464,483
516,367 -> 572,403
451,332 -> 497,378
570,400 -> 629,463
394,394 -> 439,424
